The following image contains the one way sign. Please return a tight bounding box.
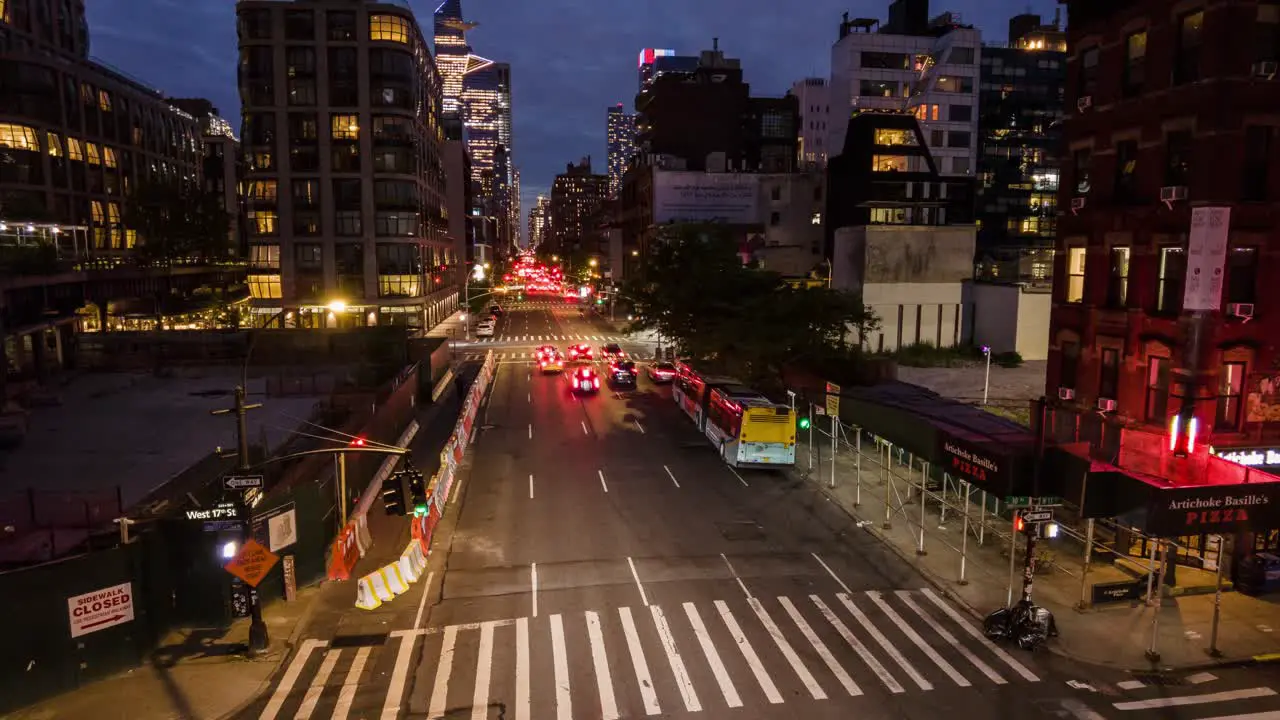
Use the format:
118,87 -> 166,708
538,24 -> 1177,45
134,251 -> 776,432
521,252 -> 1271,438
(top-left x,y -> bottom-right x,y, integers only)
223,475 -> 264,491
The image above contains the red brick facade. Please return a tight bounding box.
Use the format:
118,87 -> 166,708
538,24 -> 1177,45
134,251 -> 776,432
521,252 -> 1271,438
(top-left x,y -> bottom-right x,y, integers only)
1048,0 -> 1280,448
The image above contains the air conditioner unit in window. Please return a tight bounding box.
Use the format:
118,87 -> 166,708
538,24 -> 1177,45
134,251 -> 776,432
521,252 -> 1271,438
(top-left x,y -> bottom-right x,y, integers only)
1070,197 -> 1087,215
1077,95 -> 1093,112
1058,387 -> 1075,401
1097,398 -> 1117,413
1253,61 -> 1278,79
1160,185 -> 1188,209
1227,302 -> 1255,320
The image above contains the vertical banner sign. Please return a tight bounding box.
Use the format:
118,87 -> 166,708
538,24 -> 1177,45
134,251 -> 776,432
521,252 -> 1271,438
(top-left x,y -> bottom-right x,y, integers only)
825,381 -> 841,418
282,555 -> 297,602
1182,206 -> 1232,311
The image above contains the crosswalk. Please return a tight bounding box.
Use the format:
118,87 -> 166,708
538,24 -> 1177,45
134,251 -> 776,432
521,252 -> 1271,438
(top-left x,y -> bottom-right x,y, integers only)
1103,672 -> 1280,718
458,351 -> 615,362
256,588 -> 1040,719
464,334 -> 631,344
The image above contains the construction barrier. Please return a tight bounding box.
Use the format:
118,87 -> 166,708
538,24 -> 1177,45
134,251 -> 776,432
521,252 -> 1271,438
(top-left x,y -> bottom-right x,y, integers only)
353,351 -> 496,609
326,523 -> 360,580
328,420 -> 421,580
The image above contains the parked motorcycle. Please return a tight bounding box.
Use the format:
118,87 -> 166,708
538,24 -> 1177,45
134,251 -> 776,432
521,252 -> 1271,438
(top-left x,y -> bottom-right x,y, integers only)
983,600 -> 1057,651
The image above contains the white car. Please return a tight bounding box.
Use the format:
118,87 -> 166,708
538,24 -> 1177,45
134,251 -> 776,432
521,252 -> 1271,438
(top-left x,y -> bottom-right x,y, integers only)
476,321 -> 496,337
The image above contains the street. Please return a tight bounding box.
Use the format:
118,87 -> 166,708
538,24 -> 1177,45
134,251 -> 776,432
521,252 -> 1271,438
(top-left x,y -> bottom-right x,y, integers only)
239,302 -> 1280,720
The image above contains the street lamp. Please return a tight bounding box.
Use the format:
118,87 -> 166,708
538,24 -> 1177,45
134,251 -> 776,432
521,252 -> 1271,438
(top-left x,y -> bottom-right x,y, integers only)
327,299 -> 347,313
589,258 -> 598,268
981,345 -> 991,406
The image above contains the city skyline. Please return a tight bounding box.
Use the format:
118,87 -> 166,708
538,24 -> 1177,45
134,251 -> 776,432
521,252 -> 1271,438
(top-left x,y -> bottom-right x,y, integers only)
87,0 -> 1058,232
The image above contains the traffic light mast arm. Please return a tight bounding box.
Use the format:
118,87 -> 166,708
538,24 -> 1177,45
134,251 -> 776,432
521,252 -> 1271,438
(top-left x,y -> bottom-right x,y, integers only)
241,446 -> 410,469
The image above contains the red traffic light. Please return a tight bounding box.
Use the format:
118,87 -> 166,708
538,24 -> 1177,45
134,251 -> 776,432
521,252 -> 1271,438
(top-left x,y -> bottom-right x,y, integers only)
1014,515 -> 1026,533
351,436 -> 366,447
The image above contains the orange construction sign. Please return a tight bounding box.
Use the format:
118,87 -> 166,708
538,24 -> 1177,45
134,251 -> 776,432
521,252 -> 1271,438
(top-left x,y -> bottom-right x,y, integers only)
224,538 -> 279,588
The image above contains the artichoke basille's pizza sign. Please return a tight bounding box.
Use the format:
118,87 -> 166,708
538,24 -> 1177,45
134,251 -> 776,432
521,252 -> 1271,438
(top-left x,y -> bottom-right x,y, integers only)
1146,484 -> 1280,536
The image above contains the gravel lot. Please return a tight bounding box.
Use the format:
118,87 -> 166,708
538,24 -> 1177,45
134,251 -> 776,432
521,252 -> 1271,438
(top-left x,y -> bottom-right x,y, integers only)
895,360 -> 1047,417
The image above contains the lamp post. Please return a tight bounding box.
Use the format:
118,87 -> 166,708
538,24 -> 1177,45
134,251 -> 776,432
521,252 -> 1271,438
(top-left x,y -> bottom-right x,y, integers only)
217,298 -> 345,654
982,345 -> 991,406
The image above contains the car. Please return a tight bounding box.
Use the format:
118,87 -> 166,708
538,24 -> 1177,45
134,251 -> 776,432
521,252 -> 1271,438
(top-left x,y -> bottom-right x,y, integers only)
647,361 -> 677,383
488,304 -> 503,316
538,351 -> 564,373
608,360 -> 637,389
535,345 -> 557,359
570,366 -> 600,394
475,321 -> 495,337
567,343 -> 594,361
601,343 -> 625,361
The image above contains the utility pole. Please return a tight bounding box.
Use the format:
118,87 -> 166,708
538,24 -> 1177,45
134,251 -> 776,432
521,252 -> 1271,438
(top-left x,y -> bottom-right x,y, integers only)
211,384 -> 268,654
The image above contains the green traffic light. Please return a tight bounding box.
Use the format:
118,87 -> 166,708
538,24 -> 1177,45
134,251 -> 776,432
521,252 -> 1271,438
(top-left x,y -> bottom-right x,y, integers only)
413,505 -> 428,517
798,417 -> 811,430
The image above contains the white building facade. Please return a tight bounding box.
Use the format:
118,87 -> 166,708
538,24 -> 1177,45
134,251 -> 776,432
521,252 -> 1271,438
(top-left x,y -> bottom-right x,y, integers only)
790,78 -> 831,169
828,18 -> 981,180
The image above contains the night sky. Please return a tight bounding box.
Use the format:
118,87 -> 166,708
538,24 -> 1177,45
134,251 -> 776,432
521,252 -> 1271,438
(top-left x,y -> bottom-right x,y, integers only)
88,0 -> 1055,235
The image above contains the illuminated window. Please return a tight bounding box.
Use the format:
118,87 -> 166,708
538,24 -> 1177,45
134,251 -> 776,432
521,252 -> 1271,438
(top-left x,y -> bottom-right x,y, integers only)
46,132 -> 63,157
331,114 -> 359,140
107,203 -> 120,225
871,155 -> 909,172
248,274 -> 283,299
0,123 -> 39,151
85,142 -> 101,165
369,14 -> 410,43
913,104 -> 940,121
1066,247 -> 1086,302
249,244 -> 280,269
125,229 -> 138,248
1107,247 -> 1130,307
103,146 -> 117,168
98,90 -> 112,112
250,151 -> 273,171
248,210 -> 278,235
90,201 -> 105,224
1218,361 -> 1247,430
873,129 -> 916,146
248,179 -> 278,201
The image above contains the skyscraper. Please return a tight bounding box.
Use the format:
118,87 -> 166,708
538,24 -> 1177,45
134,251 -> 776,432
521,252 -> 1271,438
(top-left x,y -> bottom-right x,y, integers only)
549,158 -> 609,259
529,195 -> 550,249
236,0 -> 454,331
510,167 -> 522,247
432,0 -> 476,116
462,57 -> 514,244
606,104 -> 636,196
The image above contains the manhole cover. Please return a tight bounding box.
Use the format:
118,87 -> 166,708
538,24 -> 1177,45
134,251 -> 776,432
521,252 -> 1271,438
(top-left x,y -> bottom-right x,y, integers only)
329,633 -> 388,648
716,521 -> 765,542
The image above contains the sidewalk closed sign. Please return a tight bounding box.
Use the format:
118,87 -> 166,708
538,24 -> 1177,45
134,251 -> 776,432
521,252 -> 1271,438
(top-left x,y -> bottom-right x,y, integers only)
825,382 -> 840,417
67,582 -> 134,638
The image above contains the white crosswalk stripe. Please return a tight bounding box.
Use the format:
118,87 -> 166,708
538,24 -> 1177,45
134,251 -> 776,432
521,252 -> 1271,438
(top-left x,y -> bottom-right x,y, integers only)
253,590 -> 1039,719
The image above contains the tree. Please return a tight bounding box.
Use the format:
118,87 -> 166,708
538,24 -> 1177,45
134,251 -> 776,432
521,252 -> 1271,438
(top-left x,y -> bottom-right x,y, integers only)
123,180 -> 231,264
625,224 -> 879,390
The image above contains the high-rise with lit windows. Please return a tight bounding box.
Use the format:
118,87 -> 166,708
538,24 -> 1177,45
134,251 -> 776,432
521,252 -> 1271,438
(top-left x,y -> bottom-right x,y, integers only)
529,195 -> 549,249
549,158 -> 609,259
974,13 -> 1065,283
236,0 -> 457,331
432,0 -> 476,116
0,0 -> 202,256
606,104 -> 636,196
461,57 -> 514,243
828,3 -> 982,182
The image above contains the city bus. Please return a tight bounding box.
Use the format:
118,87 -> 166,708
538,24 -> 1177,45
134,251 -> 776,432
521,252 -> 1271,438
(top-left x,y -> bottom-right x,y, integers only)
671,362 -> 741,431
704,386 -> 798,468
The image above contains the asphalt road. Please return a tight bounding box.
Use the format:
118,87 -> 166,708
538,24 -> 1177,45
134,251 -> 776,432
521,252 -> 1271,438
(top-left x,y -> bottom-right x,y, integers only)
240,300 -> 1280,720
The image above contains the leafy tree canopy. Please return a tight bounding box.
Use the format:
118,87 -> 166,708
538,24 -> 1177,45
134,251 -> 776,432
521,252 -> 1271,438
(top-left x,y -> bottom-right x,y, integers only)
624,224 -> 879,389
123,180 -> 230,263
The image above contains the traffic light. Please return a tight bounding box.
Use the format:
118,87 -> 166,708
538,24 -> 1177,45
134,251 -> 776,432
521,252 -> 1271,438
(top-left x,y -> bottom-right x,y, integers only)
798,416 -> 811,430
407,470 -> 428,515
351,436 -> 367,448
382,472 -> 408,516
1014,513 -> 1026,533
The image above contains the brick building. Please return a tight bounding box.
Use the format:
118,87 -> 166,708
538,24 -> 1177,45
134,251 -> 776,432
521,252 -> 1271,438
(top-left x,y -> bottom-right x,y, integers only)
1048,0 -> 1280,461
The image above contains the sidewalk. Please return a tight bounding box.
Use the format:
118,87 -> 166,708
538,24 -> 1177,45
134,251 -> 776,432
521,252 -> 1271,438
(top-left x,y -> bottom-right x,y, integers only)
5,586 -> 324,720
791,431 -> 1280,672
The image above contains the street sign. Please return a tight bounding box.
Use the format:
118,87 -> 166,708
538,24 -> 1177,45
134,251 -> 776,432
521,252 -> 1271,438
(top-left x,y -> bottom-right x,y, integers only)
1022,509 -> 1053,523
224,475 -> 264,491
1091,578 -> 1147,606
67,582 -> 135,638
1005,496 -> 1032,508
1006,495 -> 1064,508
224,538 -> 279,588
185,502 -> 241,521
825,381 -> 841,417
1034,496 -> 1065,507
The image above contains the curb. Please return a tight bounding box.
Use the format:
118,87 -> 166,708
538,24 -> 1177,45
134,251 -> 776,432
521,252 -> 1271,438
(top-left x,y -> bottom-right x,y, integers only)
1122,652 -> 1280,675
214,582 -> 329,720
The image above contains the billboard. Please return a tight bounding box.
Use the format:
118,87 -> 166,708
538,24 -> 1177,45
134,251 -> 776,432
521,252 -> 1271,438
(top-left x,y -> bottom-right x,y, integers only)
652,171 -> 760,225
